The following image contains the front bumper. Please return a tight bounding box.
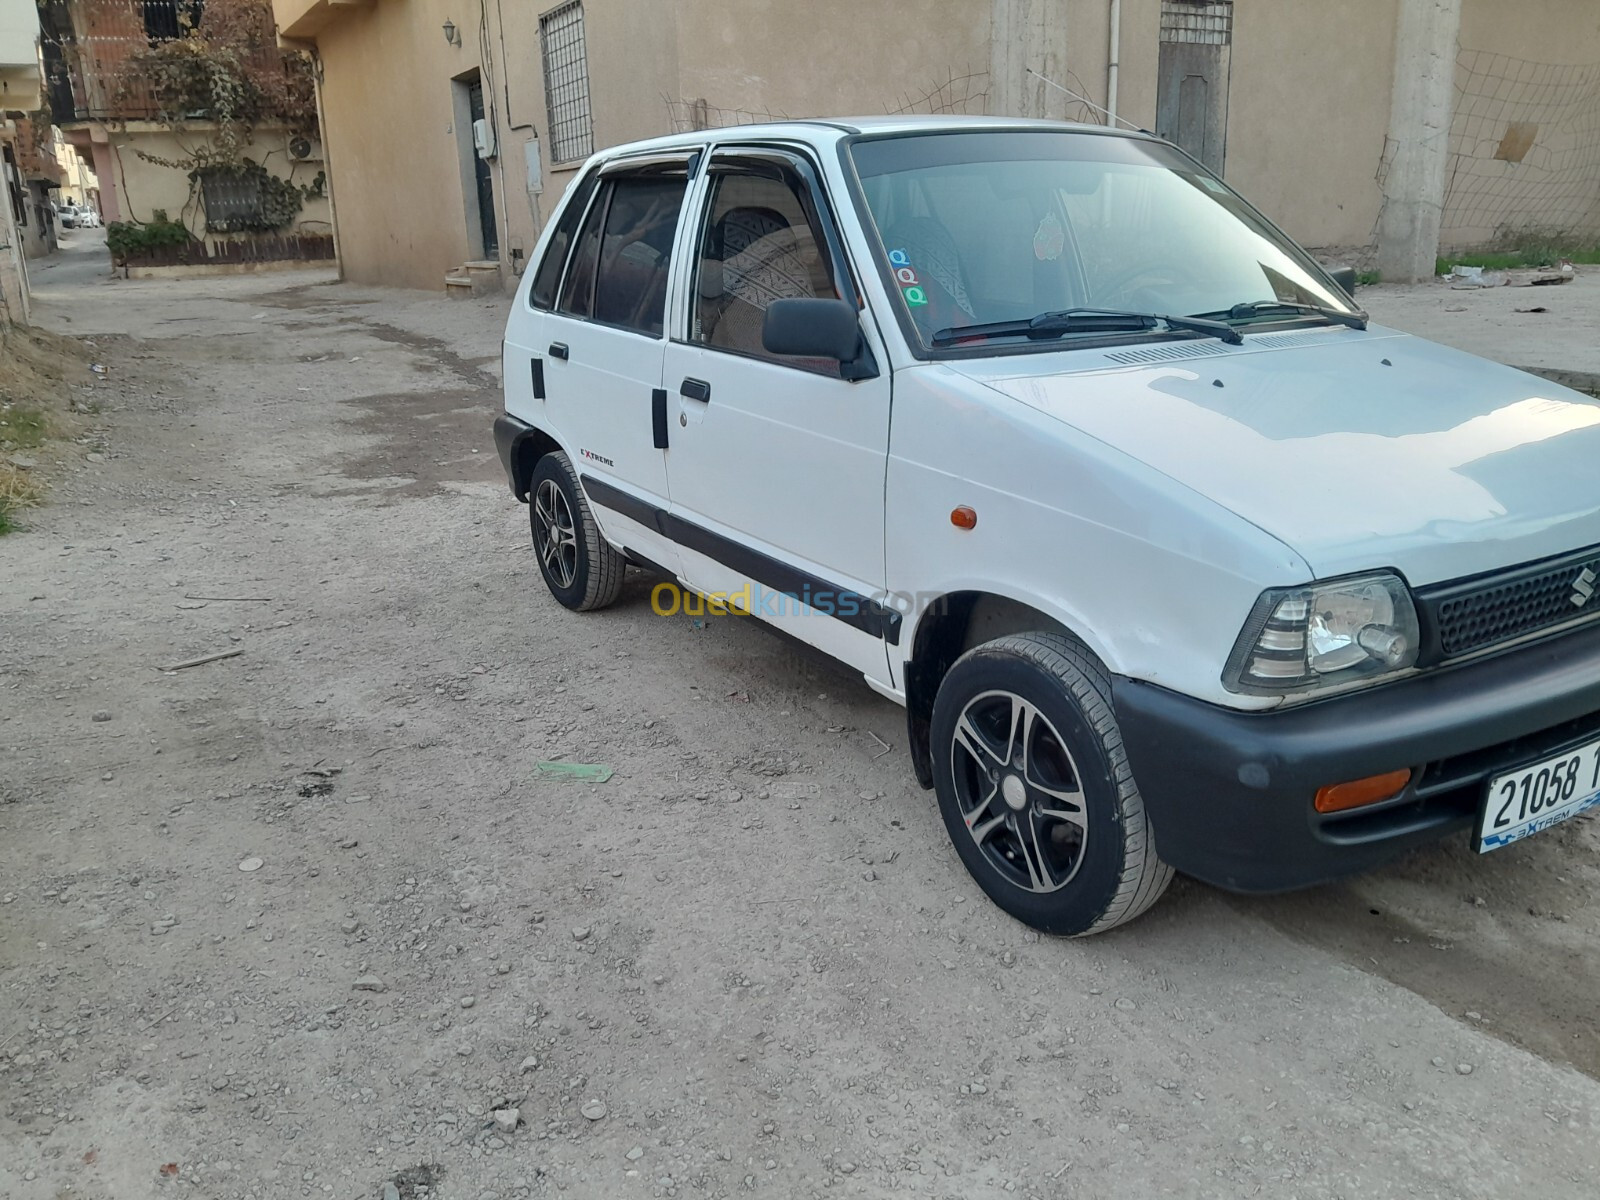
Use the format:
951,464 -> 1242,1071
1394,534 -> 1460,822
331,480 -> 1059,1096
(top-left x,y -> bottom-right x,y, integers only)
1113,620 -> 1600,892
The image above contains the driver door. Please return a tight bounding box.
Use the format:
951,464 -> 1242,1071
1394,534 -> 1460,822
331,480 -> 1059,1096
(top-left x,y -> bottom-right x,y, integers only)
660,148 -> 897,687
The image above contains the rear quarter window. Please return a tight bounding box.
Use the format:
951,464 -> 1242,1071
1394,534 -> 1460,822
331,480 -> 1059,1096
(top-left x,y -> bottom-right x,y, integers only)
529,170 -> 600,310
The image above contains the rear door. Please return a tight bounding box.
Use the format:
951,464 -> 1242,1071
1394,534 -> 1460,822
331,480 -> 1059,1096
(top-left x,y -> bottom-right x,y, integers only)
659,147 -> 896,685
505,152 -> 698,574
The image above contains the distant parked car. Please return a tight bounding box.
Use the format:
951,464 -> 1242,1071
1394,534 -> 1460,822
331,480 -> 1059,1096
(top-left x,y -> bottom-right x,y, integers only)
76,208 -> 101,228
56,204 -> 79,229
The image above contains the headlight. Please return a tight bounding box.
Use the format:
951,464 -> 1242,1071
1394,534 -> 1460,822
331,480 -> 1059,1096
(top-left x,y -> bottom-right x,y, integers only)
1223,572 -> 1420,696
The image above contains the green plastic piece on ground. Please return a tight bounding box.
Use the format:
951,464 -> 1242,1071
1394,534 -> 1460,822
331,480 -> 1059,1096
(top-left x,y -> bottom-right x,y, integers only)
534,761 -> 614,783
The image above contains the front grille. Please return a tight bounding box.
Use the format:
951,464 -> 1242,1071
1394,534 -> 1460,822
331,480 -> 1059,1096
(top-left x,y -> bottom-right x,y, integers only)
1421,545 -> 1600,660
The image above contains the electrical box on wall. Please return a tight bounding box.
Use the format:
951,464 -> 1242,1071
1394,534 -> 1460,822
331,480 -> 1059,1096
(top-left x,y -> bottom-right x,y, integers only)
474,118 -> 497,161
524,138 -> 543,194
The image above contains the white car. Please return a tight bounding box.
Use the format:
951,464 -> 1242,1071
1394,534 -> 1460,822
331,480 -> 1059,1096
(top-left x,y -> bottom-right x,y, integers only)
496,116 -> 1600,935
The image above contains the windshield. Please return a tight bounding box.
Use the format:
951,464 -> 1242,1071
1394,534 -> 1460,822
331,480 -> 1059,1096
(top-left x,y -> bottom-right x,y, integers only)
848,131 -> 1354,351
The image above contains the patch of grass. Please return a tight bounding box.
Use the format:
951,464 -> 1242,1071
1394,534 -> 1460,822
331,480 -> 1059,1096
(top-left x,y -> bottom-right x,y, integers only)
0,464 -> 43,536
0,404 -> 50,450
1438,233 -> 1600,275
1356,270 -> 1382,287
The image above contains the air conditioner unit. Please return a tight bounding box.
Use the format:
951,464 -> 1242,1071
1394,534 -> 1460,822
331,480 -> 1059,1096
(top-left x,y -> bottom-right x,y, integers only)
473,118 -> 496,161
288,135 -> 315,161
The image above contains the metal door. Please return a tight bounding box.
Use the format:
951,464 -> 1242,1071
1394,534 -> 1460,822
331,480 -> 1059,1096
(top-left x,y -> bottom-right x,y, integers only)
1155,1 -> 1232,176
467,80 -> 498,259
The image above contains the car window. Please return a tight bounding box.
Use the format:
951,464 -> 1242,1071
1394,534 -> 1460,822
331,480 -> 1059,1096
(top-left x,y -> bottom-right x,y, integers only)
530,170 -> 599,310
555,187 -> 606,319
689,166 -> 841,374
851,132 -> 1353,351
592,176 -> 686,337
556,173 -> 687,336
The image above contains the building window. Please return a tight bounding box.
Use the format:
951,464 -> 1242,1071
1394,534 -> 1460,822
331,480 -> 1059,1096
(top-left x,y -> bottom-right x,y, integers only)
540,1 -> 594,163
144,0 -> 205,45
199,167 -> 264,232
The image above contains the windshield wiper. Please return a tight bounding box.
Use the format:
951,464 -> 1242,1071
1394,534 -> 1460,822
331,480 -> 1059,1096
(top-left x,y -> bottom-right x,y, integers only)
932,307 -> 1242,347
1197,301 -> 1369,331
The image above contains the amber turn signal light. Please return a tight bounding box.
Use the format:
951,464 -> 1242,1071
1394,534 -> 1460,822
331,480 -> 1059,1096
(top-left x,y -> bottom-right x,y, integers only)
951,506 -> 978,530
1314,768 -> 1412,814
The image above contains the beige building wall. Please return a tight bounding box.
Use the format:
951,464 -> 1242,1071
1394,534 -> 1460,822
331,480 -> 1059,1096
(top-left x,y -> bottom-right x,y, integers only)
282,0 -> 1600,291
105,125 -> 331,242
1224,0 -> 1398,253
295,0 -> 983,290
310,0 -> 498,288
52,129 -> 100,211
670,0 -> 986,121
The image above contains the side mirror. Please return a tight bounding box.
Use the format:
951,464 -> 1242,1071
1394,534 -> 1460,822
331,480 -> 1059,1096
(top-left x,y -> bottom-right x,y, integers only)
1328,266 -> 1358,297
762,298 -> 877,379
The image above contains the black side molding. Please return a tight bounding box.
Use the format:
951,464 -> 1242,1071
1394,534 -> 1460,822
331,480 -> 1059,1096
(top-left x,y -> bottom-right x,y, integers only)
581,474 -> 665,532
531,358 -> 545,400
651,388 -> 669,450
579,473 -> 901,645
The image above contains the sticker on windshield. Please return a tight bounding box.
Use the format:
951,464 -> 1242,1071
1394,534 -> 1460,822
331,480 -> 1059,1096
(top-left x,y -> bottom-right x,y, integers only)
888,248 -> 928,306
1033,212 -> 1065,261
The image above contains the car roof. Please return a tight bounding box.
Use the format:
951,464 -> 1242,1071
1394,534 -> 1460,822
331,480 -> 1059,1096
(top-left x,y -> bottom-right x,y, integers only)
593,114 -> 1154,164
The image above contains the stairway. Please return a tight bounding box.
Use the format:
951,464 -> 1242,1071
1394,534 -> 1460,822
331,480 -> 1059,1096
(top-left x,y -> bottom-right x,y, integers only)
444,259 -> 503,299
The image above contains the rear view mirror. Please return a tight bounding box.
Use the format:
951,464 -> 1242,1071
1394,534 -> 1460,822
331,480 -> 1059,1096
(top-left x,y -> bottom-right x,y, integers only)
1328,266 -> 1358,297
762,298 -> 877,379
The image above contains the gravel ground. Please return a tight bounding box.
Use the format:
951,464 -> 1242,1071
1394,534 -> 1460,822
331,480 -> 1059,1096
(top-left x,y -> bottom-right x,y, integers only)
1361,268 -> 1600,386
4,232 -> 1599,1200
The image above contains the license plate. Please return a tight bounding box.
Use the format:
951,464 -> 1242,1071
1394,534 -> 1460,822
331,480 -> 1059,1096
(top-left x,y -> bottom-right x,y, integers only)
1478,737 -> 1600,852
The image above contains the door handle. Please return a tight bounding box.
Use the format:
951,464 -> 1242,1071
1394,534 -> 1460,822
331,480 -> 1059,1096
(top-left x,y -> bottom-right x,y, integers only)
651,388 -> 669,450
680,377 -> 711,403
548,342 -> 569,360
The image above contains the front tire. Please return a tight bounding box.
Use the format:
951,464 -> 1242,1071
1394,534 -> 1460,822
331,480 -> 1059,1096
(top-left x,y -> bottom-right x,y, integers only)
528,451 -> 625,612
929,632 -> 1173,936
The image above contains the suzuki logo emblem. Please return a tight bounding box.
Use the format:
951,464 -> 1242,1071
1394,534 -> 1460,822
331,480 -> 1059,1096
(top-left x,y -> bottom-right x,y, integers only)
1572,567 -> 1597,608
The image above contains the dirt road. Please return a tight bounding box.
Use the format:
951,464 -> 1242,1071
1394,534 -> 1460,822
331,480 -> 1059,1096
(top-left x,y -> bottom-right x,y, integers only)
4,237 -> 1598,1200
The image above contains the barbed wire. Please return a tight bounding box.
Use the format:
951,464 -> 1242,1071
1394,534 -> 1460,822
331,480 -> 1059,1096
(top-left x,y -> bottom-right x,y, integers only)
885,68 -> 991,117
662,96 -> 790,134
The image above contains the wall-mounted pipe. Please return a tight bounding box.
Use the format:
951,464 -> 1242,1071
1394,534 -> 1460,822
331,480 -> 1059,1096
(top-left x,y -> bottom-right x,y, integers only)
1107,0 -> 1121,124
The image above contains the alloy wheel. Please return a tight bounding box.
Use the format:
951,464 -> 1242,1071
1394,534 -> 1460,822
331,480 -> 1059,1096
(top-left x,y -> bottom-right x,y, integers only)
948,689 -> 1089,893
533,478 -> 579,590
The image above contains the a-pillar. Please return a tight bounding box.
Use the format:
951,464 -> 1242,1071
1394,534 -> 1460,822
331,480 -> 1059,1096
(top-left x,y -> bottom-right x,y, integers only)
1377,0 -> 1462,283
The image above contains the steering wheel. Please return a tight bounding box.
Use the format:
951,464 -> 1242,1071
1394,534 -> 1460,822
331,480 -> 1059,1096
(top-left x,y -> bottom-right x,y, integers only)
1091,262 -> 1210,312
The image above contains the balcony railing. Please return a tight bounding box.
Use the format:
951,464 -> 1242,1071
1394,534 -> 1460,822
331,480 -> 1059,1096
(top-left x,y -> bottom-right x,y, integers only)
43,0 -> 293,125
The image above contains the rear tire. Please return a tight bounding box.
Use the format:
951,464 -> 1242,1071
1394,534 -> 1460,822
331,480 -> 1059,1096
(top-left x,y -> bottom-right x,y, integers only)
929,632 -> 1173,936
528,452 -> 625,612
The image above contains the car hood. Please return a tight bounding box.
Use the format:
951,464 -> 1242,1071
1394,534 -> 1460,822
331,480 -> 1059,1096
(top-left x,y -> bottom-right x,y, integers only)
953,326 -> 1600,586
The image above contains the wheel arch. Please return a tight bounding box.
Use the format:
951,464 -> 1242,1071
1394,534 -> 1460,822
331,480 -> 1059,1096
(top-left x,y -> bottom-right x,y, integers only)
902,591 -> 1107,789
508,425 -> 563,502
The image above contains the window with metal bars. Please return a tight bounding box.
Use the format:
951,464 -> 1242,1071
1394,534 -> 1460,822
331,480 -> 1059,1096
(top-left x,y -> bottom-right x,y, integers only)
540,1 -> 594,164
199,167 -> 264,231
1160,0 -> 1232,45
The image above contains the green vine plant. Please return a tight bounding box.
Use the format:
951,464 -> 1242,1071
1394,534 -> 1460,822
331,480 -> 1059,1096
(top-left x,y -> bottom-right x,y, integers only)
113,0 -> 319,233
106,209 -> 194,264
194,160 -> 304,233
